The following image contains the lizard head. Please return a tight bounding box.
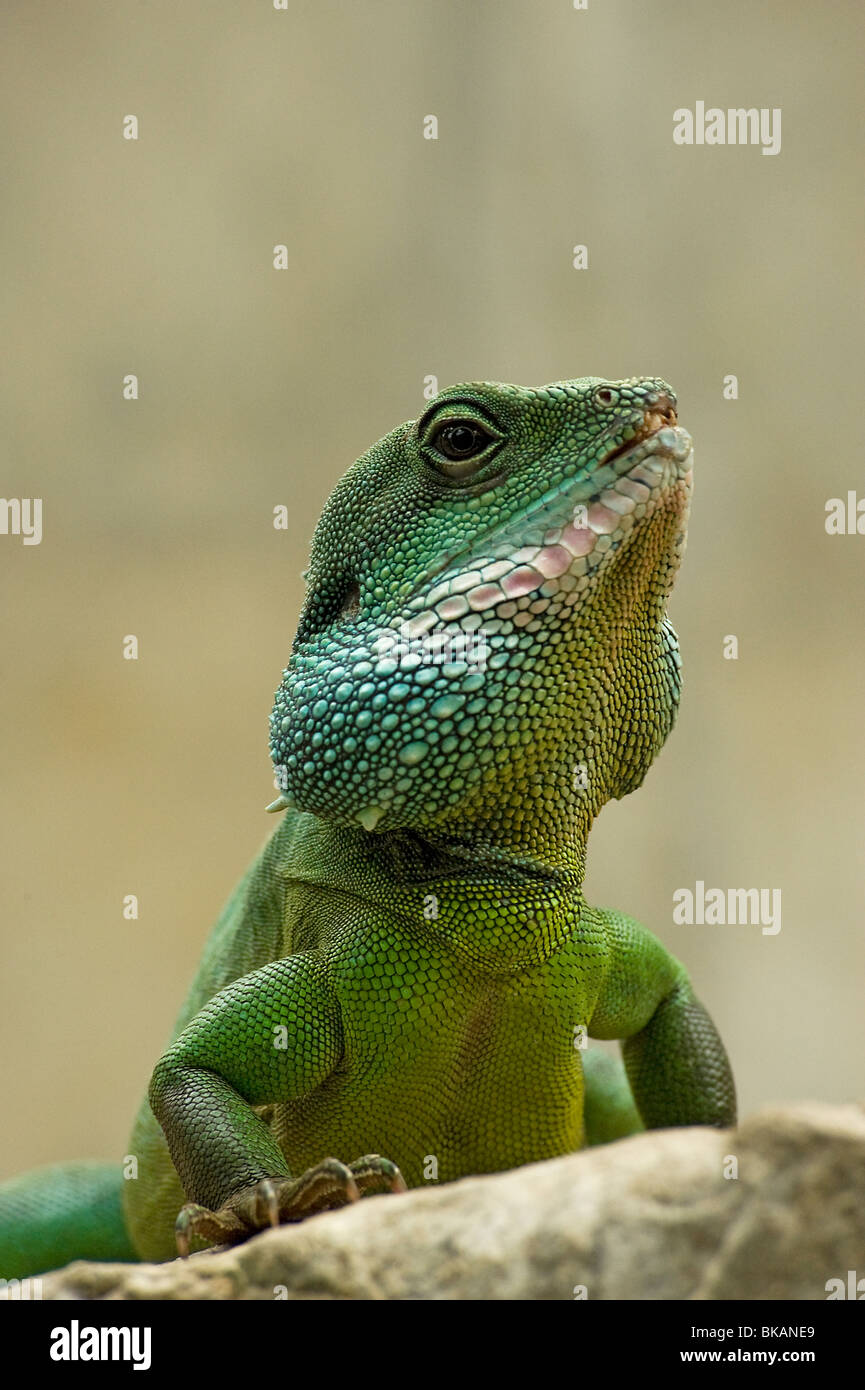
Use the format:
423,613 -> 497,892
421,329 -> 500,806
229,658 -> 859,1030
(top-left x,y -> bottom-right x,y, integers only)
270,377 -> 693,865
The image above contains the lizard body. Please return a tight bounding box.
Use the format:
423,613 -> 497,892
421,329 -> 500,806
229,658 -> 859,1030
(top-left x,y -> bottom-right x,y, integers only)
0,377 -> 734,1271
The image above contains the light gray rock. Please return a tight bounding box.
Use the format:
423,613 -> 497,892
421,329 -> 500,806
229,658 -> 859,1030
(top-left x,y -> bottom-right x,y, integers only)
39,1102 -> 865,1300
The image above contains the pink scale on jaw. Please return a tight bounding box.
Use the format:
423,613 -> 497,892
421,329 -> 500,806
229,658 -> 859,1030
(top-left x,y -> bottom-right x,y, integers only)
502,566 -> 543,599
467,582 -> 505,612
616,477 -> 650,503
510,546 -> 541,566
599,489 -> 635,515
560,522 -> 595,556
533,545 -> 572,579
437,595 -> 469,621
586,503 -> 619,534
481,559 -> 512,582
630,464 -> 663,487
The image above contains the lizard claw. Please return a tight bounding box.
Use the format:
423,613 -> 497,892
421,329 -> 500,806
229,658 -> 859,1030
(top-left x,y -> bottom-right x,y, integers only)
173,1154 -> 404,1255
346,1154 -> 407,1195
175,1200 -> 247,1257
255,1177 -> 281,1230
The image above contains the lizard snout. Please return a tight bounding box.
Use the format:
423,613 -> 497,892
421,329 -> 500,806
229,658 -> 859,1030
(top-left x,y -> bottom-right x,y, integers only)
642,392 -> 677,434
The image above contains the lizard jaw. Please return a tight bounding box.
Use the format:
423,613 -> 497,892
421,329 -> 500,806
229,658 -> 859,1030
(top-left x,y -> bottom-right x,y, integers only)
392,424 -> 693,636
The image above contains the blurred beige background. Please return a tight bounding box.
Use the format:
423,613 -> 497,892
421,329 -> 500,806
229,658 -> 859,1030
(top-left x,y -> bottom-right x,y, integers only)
1,0 -> 863,1178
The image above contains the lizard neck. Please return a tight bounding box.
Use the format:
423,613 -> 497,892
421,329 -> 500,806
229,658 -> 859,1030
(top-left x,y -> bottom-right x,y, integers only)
423,757 -> 592,885
278,813 -> 587,970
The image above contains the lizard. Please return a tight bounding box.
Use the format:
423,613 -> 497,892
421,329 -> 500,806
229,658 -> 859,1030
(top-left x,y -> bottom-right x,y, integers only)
0,375 -> 735,1274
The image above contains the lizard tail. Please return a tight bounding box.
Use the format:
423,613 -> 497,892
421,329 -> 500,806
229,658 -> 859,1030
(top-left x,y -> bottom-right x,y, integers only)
583,1048 -> 645,1146
0,1160 -> 138,1279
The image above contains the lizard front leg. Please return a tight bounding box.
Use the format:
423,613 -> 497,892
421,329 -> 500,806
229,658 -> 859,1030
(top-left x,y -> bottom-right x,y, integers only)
589,909 -> 736,1129
148,956 -> 405,1255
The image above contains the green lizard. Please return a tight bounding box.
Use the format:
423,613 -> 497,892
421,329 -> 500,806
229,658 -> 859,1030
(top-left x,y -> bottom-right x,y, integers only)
0,376 -> 735,1274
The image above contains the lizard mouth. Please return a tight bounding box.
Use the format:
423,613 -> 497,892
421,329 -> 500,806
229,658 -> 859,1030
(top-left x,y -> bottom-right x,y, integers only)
603,399 -> 679,468
392,407 -> 692,633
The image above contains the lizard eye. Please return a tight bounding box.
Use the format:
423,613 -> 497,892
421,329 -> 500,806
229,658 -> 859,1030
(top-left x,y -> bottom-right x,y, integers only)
434,423 -> 491,461
424,418 -> 500,480
594,387 -> 618,407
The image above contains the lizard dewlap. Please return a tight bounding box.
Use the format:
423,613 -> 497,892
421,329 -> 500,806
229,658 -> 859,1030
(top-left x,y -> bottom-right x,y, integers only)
0,377 -> 735,1273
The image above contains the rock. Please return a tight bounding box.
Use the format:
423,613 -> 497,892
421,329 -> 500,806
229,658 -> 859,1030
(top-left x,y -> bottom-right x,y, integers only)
38,1102 -> 865,1300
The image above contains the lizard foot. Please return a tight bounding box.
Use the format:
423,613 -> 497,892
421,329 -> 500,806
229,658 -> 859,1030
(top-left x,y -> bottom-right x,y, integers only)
175,1154 -> 406,1256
